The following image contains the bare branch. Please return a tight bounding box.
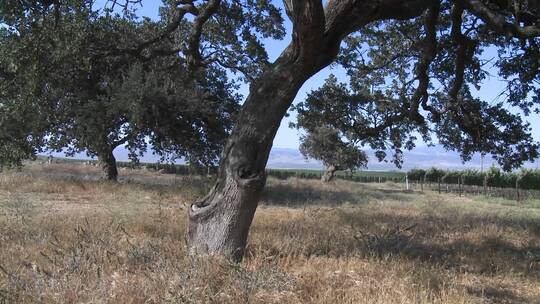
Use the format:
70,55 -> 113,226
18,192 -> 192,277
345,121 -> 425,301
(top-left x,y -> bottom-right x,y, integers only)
213,58 -> 256,83
351,111 -> 408,140
340,50 -> 411,74
98,1 -> 198,61
105,0 -> 143,14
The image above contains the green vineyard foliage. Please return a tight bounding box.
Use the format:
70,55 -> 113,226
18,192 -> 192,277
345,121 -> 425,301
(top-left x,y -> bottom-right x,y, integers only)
408,166 -> 540,190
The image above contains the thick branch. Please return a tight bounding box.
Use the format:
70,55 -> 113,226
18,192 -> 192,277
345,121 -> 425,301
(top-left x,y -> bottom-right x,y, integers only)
324,0 -> 432,41
449,3 -> 484,142
320,0 -> 432,70
410,2 -> 440,123
449,3 -> 468,104
186,0 -> 221,69
135,7 -> 189,50
283,0 -> 326,64
461,0 -> 540,38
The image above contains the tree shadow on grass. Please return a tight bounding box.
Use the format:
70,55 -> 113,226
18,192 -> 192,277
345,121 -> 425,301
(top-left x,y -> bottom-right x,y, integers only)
340,207 -> 540,238
261,182 -> 415,207
261,183 -> 357,207
337,211 -> 540,280
466,285 -> 529,304
252,207 -> 540,294
361,188 -> 416,202
397,238 -> 540,277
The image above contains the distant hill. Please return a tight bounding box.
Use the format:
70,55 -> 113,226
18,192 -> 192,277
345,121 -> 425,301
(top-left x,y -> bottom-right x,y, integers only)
44,145 -> 539,171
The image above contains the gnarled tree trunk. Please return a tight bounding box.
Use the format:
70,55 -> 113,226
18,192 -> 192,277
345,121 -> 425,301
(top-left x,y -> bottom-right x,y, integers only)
188,61 -> 316,260
187,40 -> 334,261
98,149 -> 118,181
321,165 -> 338,183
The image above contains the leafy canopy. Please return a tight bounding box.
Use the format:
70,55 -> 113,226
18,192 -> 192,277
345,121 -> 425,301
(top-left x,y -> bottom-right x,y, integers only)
0,0 -> 242,166
295,1 -> 540,171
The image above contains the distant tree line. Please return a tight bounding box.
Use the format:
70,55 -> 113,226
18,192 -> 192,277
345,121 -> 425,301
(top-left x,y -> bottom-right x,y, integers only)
116,161 -> 217,176
117,161 -> 407,183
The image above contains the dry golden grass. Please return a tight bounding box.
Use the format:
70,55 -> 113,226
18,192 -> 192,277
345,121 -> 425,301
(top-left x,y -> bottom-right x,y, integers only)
1,164 -> 539,303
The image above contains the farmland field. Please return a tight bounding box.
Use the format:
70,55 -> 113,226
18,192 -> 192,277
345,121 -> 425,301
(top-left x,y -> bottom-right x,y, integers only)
266,168 -> 406,182
1,163 -> 540,303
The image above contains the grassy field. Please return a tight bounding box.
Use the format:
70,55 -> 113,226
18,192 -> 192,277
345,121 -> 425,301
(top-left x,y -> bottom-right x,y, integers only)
1,164 -> 539,303
266,168 -> 406,183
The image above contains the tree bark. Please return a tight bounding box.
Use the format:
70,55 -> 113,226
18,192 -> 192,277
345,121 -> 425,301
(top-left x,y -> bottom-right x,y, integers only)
321,165 -> 337,183
98,149 -> 118,181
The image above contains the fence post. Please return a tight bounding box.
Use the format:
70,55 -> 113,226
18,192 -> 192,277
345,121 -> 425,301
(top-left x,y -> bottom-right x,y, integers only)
405,173 -> 409,191
516,178 -> 520,202
438,178 -> 441,194
483,175 -> 487,196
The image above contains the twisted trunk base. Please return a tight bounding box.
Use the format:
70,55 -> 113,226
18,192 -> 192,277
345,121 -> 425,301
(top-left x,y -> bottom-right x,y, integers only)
185,45 -> 316,261
98,150 -> 118,181
188,171 -> 265,261
321,165 -> 337,183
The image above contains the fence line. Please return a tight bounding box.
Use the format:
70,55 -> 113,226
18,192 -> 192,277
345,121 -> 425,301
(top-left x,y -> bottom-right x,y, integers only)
407,180 -> 540,201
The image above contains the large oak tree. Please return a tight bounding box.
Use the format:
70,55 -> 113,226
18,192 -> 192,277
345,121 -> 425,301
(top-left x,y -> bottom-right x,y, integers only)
2,0 -> 540,261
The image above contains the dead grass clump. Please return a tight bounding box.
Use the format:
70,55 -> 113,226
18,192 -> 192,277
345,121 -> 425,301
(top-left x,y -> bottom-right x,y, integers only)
352,223 -> 417,257
1,192 -> 37,223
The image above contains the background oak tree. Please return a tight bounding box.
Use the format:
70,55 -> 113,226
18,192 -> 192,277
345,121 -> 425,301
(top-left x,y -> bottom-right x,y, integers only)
298,125 -> 367,182
293,74 -> 419,172
0,1 -> 240,180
